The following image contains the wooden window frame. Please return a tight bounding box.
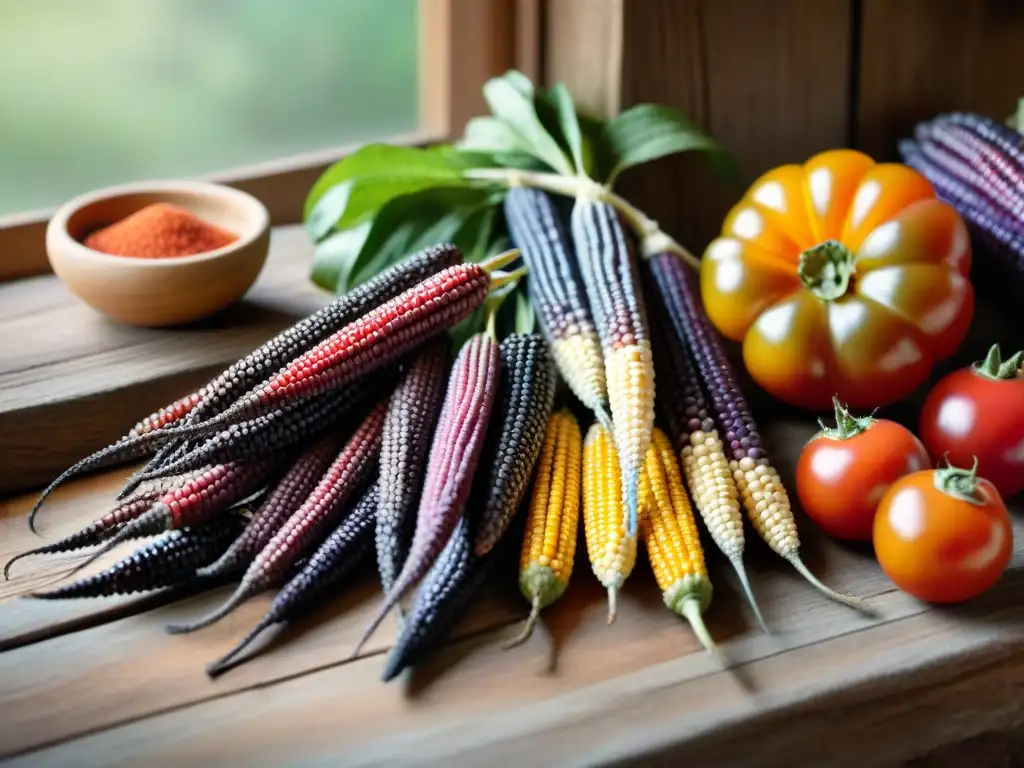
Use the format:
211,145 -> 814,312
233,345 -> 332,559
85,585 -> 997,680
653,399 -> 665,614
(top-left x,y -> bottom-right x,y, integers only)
0,0 -> 540,283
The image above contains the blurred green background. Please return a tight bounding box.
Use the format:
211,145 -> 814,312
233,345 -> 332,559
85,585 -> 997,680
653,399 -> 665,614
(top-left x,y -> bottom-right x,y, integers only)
0,0 -> 419,215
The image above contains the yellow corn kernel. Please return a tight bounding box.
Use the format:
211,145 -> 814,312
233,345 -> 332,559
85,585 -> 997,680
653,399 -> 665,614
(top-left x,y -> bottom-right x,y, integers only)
551,335 -> 612,430
507,410 -> 583,649
733,455 -> 870,613
682,429 -> 767,633
583,422 -> 637,623
641,429 -> 720,657
604,340 -> 655,539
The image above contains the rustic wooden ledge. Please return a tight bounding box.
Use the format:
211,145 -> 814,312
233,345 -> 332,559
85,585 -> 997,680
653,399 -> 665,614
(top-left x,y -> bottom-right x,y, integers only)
0,226 -> 328,495
1,438 -> 1021,766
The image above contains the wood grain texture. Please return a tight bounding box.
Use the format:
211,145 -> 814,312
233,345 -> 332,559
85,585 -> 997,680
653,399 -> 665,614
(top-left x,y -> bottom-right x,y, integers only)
614,0 -> 854,254
857,0 -> 1024,160
0,226 -> 328,495
1,403 -> 1021,765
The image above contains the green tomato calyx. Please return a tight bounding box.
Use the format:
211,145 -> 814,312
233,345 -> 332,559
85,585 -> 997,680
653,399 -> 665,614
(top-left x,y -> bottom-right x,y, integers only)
798,240 -> 856,301
973,343 -> 1024,381
817,395 -> 875,440
934,456 -> 985,506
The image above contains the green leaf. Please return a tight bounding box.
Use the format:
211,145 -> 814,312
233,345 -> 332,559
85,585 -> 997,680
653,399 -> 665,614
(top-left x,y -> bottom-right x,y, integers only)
482,76 -> 574,175
500,69 -> 535,98
547,83 -> 585,175
302,144 -> 473,238
453,205 -> 497,263
514,290 -> 535,335
459,116 -> 535,156
309,221 -> 372,292
322,186 -> 503,295
306,182 -> 352,243
601,104 -> 727,185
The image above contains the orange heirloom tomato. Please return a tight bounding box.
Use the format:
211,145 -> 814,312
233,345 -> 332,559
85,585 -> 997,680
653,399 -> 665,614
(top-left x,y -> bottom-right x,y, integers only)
700,149 -> 974,411
873,461 -> 1012,604
796,397 -> 930,541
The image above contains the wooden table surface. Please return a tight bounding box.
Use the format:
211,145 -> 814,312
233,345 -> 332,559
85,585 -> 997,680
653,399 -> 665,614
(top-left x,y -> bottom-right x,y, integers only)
2,228 -> 1024,767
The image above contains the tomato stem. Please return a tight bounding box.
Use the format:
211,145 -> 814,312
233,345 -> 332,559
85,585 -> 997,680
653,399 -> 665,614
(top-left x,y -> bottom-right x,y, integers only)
934,456 -> 985,506
798,240 -> 855,301
817,395 -> 875,440
972,343 -> 1024,381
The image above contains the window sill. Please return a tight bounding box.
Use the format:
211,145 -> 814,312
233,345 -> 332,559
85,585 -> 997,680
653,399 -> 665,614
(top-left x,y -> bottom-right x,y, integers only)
0,224 -> 326,494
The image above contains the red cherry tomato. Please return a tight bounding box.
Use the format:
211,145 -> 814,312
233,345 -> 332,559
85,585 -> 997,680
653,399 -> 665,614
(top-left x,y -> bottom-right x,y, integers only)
918,343 -> 1024,499
796,397 -> 931,541
873,461 -> 1012,603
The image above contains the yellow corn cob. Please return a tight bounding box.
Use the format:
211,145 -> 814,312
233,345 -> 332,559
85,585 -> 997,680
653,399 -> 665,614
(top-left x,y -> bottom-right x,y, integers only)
506,409 -> 583,649
605,341 -> 656,539
583,422 -> 637,624
642,429 -> 720,659
733,456 -> 868,611
681,429 -> 768,633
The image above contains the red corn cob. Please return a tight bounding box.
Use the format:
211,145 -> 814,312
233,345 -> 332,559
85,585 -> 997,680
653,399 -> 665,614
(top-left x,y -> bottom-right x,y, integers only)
206,483 -> 380,678
28,244 -> 461,528
190,251 -> 520,436
353,331 -> 500,655
4,470 -> 206,580
68,458 -> 276,576
194,431 -> 344,582
165,398 -> 388,635
376,338 -> 449,596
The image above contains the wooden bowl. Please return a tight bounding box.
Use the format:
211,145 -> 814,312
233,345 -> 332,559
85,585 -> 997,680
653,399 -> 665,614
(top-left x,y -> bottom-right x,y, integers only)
45,180 -> 271,327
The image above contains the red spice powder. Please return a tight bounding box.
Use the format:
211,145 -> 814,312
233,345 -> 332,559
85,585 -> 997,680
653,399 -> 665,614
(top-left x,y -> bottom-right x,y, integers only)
84,202 -> 238,259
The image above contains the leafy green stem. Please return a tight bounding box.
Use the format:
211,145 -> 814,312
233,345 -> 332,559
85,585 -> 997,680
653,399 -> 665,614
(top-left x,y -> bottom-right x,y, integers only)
463,168 -> 702,270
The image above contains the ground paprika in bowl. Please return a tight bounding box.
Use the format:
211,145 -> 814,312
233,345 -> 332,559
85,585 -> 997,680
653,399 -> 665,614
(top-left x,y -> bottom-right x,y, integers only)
46,180 -> 270,327
83,202 -> 238,259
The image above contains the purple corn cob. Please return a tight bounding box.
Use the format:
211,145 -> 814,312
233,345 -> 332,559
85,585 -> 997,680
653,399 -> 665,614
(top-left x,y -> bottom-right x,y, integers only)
644,252 -> 868,612
188,254 -> 518,437
4,471 -> 205,579
503,187 -> 612,427
30,514 -> 246,600
165,399 -> 388,635
194,431 -> 344,583
353,332 -> 500,655
382,515 -> 493,682
571,198 -> 654,538
69,458 -> 276,576
28,244 -> 461,527
900,139 -> 1024,289
376,339 -> 449,596
129,378 -> 371,485
942,112 -> 1024,169
903,132 -> 1024,236
471,333 -> 556,557
645,276 -> 767,631
915,121 -> 1024,220
206,483 -> 380,678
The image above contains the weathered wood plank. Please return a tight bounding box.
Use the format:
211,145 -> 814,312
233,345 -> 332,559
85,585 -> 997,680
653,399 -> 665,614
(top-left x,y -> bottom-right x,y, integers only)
0,226 -> 329,494
857,0 -> 1024,161
615,0 -> 854,253
10,555 -> 1022,767
0,410 -> 919,761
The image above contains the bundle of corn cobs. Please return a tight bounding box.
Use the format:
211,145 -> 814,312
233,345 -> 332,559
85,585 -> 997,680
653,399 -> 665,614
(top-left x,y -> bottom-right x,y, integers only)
8,193 -> 871,681
899,111 -> 1024,292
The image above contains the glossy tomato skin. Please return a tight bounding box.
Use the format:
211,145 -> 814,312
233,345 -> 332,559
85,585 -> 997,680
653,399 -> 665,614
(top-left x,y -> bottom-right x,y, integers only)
796,420 -> 930,541
873,471 -> 1012,603
701,149 -> 974,411
918,367 -> 1024,499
